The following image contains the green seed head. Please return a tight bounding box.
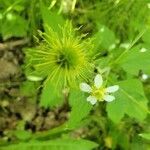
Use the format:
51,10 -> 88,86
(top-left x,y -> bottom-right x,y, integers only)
27,21 -> 93,87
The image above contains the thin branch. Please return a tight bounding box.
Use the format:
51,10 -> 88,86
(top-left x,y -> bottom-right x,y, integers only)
0,38 -> 29,51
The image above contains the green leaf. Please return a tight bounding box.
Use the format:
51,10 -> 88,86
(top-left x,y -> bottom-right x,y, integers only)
139,133 -> 150,140
40,80 -> 63,108
119,45 -> 150,75
142,28 -> 150,45
20,81 -> 39,97
1,13 -> 28,40
40,1 -> 64,34
93,24 -> 116,51
1,139 -> 98,150
32,124 -> 67,140
107,79 -> 149,123
130,136 -> 148,150
67,90 -> 92,128
13,130 -> 32,141
108,125 -> 129,150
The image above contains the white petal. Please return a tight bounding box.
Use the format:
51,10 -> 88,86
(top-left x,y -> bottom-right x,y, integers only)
103,95 -> 115,102
94,74 -> 103,88
27,75 -> 43,81
80,83 -> 92,93
87,96 -> 97,105
106,85 -> 119,93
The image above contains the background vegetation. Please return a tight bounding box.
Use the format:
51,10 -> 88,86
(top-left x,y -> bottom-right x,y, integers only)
0,0 -> 150,149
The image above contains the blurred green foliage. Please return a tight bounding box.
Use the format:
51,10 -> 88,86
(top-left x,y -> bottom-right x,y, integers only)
0,0 -> 150,150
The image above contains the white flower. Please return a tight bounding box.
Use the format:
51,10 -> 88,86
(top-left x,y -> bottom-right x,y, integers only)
80,74 -> 119,105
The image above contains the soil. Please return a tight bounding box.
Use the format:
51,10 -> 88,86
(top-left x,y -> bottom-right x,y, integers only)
0,38 -> 69,142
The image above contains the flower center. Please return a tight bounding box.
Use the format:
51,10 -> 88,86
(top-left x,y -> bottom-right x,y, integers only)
56,54 -> 69,68
55,48 -> 78,69
92,87 -> 105,101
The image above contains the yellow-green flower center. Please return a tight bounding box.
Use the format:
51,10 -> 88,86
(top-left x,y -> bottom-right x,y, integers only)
91,86 -> 105,101
55,47 -> 78,69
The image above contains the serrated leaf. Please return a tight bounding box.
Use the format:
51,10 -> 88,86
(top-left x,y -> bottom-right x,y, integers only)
107,79 -> 149,123
0,139 -> 98,150
40,1 -> 64,34
67,90 -> 92,128
119,45 -> 150,75
40,80 -> 63,108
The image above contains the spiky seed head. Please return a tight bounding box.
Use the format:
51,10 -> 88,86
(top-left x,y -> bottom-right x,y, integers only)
27,21 -> 93,88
